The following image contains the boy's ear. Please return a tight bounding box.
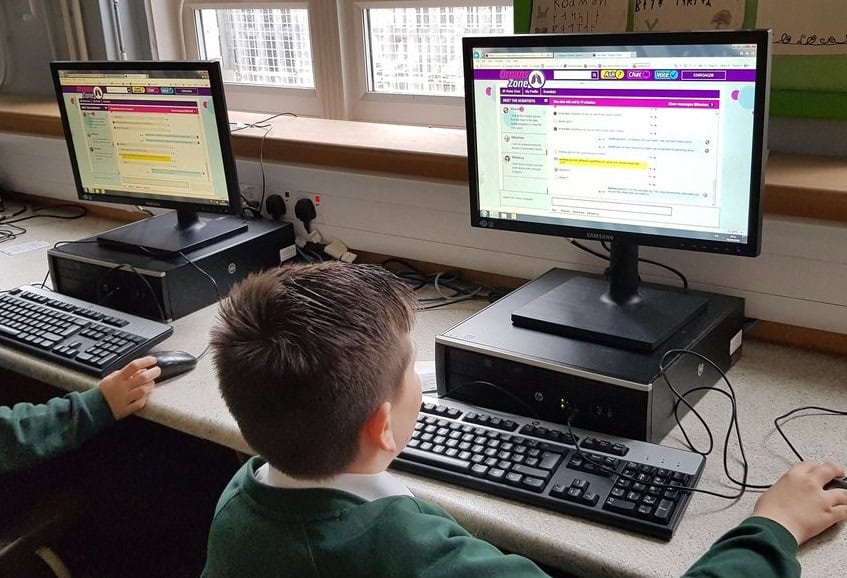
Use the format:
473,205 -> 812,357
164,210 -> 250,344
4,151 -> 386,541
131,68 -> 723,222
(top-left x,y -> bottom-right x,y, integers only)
363,401 -> 397,453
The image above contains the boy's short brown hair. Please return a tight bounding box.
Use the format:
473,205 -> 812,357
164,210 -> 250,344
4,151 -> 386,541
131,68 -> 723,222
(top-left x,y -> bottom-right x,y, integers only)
210,262 -> 416,479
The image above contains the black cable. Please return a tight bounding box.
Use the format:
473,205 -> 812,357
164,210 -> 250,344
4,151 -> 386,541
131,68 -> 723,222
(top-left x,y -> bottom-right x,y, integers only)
561,417 -> 747,500
1,203 -> 87,225
177,250 -> 221,360
659,348 -> 772,492
36,239 -> 100,289
570,239 -> 609,260
449,377 -> 749,500
0,200 -> 27,221
569,239 -> 689,289
774,406 -> 847,462
96,263 -> 167,323
447,380 -> 541,420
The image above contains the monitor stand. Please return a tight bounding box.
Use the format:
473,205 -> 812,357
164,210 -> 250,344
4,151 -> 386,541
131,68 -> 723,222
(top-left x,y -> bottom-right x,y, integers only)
97,209 -> 247,254
511,241 -> 708,351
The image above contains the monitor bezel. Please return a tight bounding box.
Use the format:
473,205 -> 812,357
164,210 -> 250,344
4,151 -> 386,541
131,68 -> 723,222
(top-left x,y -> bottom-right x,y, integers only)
463,30 -> 771,258
50,60 -> 241,216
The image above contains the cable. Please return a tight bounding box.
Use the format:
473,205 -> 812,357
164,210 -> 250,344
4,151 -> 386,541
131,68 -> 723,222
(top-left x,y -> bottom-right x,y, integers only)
774,406 -> 847,462
569,239 -> 689,289
1,203 -> 87,225
658,348 -> 771,492
34,239 -> 101,289
0,200 -> 28,221
447,380 -> 541,420
230,113 -> 296,214
177,250 -> 221,360
381,259 -> 504,310
603,240 -> 688,290
96,263 -> 167,323
449,376 -> 749,500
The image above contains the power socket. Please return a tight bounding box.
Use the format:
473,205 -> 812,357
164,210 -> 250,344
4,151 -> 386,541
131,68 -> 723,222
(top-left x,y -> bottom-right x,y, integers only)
239,184 -> 262,214
284,190 -> 323,225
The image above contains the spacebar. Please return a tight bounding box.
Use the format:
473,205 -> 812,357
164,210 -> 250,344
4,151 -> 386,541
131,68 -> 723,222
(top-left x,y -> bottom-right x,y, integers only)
401,448 -> 472,473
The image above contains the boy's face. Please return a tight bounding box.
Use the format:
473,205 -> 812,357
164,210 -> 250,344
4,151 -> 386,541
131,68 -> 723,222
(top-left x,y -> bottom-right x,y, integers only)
390,334 -> 422,454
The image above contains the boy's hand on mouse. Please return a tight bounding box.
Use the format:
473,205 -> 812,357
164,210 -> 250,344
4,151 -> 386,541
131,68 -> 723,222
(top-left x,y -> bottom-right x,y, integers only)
753,462 -> 847,545
98,356 -> 161,420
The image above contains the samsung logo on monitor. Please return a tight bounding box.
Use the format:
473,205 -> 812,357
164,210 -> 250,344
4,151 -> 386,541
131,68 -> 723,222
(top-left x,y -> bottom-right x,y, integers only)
586,232 -> 614,241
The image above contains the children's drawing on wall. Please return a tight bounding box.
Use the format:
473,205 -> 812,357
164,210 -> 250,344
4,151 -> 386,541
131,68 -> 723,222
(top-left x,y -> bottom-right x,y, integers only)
632,0 -> 745,32
531,0 -> 628,34
757,0 -> 847,55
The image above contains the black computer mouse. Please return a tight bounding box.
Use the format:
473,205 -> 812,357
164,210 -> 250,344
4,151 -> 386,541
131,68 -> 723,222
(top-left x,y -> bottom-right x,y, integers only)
824,477 -> 847,491
154,350 -> 197,381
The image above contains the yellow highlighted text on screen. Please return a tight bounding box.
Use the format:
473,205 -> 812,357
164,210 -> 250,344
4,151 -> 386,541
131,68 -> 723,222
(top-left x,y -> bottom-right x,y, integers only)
558,158 -> 647,169
120,153 -> 172,162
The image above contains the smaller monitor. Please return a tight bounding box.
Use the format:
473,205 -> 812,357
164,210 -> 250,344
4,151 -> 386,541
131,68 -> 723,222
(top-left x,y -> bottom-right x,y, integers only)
51,61 -> 245,254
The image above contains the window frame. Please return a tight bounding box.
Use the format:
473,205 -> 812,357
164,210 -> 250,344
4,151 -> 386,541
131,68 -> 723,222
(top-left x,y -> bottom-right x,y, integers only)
340,0 -> 512,127
181,0 -> 329,117
177,0 -> 512,126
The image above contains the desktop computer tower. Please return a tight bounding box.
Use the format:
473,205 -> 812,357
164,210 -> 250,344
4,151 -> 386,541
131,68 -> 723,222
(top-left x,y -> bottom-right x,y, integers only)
47,220 -> 295,322
435,268 -> 745,443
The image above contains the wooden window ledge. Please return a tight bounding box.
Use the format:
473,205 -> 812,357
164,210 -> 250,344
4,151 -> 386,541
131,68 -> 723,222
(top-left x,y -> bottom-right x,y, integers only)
2,97 -> 847,223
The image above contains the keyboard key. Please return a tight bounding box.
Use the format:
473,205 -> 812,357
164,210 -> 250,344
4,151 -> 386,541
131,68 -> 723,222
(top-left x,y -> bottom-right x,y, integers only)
581,491 -> 599,506
653,499 -> 676,524
522,477 -> 546,492
512,464 -> 550,480
603,497 -> 637,515
401,447 -> 471,473
505,472 -> 523,486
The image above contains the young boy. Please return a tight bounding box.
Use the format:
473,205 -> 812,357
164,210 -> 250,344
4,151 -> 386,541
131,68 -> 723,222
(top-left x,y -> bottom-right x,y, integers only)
1,356 -> 161,474
204,262 -> 847,578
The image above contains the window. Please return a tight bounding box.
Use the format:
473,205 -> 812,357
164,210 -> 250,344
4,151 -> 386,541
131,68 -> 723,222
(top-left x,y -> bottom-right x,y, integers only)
365,6 -> 512,97
179,1 -> 513,126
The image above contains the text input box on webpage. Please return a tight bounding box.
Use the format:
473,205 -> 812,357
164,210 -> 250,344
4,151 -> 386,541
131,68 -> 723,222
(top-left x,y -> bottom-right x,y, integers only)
550,198 -> 672,216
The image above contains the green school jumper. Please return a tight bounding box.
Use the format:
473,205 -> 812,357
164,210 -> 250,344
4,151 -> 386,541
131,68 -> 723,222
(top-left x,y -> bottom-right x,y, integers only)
0,389 -> 114,474
203,457 -> 800,578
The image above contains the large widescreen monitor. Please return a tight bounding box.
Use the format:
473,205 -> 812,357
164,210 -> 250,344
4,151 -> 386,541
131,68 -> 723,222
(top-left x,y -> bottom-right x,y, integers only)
51,60 -> 245,253
463,30 -> 771,350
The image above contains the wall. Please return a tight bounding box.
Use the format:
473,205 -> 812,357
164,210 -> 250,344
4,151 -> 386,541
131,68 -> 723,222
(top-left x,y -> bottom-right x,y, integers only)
1,131 -> 845,336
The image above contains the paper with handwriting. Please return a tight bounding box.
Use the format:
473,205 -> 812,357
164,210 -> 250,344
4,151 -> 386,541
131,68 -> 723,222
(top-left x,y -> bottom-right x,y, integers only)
531,0 -> 628,34
758,0 -> 847,55
633,0 -> 744,32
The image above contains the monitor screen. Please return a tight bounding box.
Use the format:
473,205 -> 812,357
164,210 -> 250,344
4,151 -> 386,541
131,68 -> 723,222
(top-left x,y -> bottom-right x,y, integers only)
52,62 -> 239,214
464,30 -> 770,257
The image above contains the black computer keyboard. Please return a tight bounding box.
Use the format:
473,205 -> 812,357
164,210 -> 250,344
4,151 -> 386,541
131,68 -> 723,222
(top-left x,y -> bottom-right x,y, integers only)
0,286 -> 173,377
393,396 -> 705,540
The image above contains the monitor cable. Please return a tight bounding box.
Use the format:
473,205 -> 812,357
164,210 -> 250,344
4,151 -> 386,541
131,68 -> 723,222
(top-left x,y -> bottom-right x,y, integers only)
177,250 -> 222,361
568,238 -> 689,289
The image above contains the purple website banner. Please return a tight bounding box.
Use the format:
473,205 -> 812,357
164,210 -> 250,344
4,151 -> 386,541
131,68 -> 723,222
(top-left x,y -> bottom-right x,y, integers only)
500,87 -> 719,98
62,86 -> 212,96
78,98 -> 197,107
501,96 -> 720,109
474,69 -> 755,82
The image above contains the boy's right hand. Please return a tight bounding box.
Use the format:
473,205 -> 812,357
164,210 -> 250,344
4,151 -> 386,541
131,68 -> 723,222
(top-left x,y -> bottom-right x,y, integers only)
98,356 -> 161,420
753,462 -> 847,545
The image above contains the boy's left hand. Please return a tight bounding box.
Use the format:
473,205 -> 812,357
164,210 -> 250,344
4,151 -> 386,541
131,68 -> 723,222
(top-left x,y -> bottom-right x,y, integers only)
99,356 -> 161,420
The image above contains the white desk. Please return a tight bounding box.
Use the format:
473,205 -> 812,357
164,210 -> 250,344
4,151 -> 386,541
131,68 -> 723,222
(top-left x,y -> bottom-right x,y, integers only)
2,214 -> 847,577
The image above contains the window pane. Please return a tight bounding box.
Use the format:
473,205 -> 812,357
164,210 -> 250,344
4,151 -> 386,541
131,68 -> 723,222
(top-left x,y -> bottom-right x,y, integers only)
196,8 -> 314,89
366,6 -> 512,96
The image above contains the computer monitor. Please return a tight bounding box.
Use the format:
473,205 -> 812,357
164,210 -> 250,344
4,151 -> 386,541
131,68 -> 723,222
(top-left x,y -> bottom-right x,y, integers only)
51,60 -> 245,254
463,30 -> 771,351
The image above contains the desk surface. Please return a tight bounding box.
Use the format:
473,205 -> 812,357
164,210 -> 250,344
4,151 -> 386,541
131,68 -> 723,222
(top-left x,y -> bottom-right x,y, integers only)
2,215 -> 847,577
